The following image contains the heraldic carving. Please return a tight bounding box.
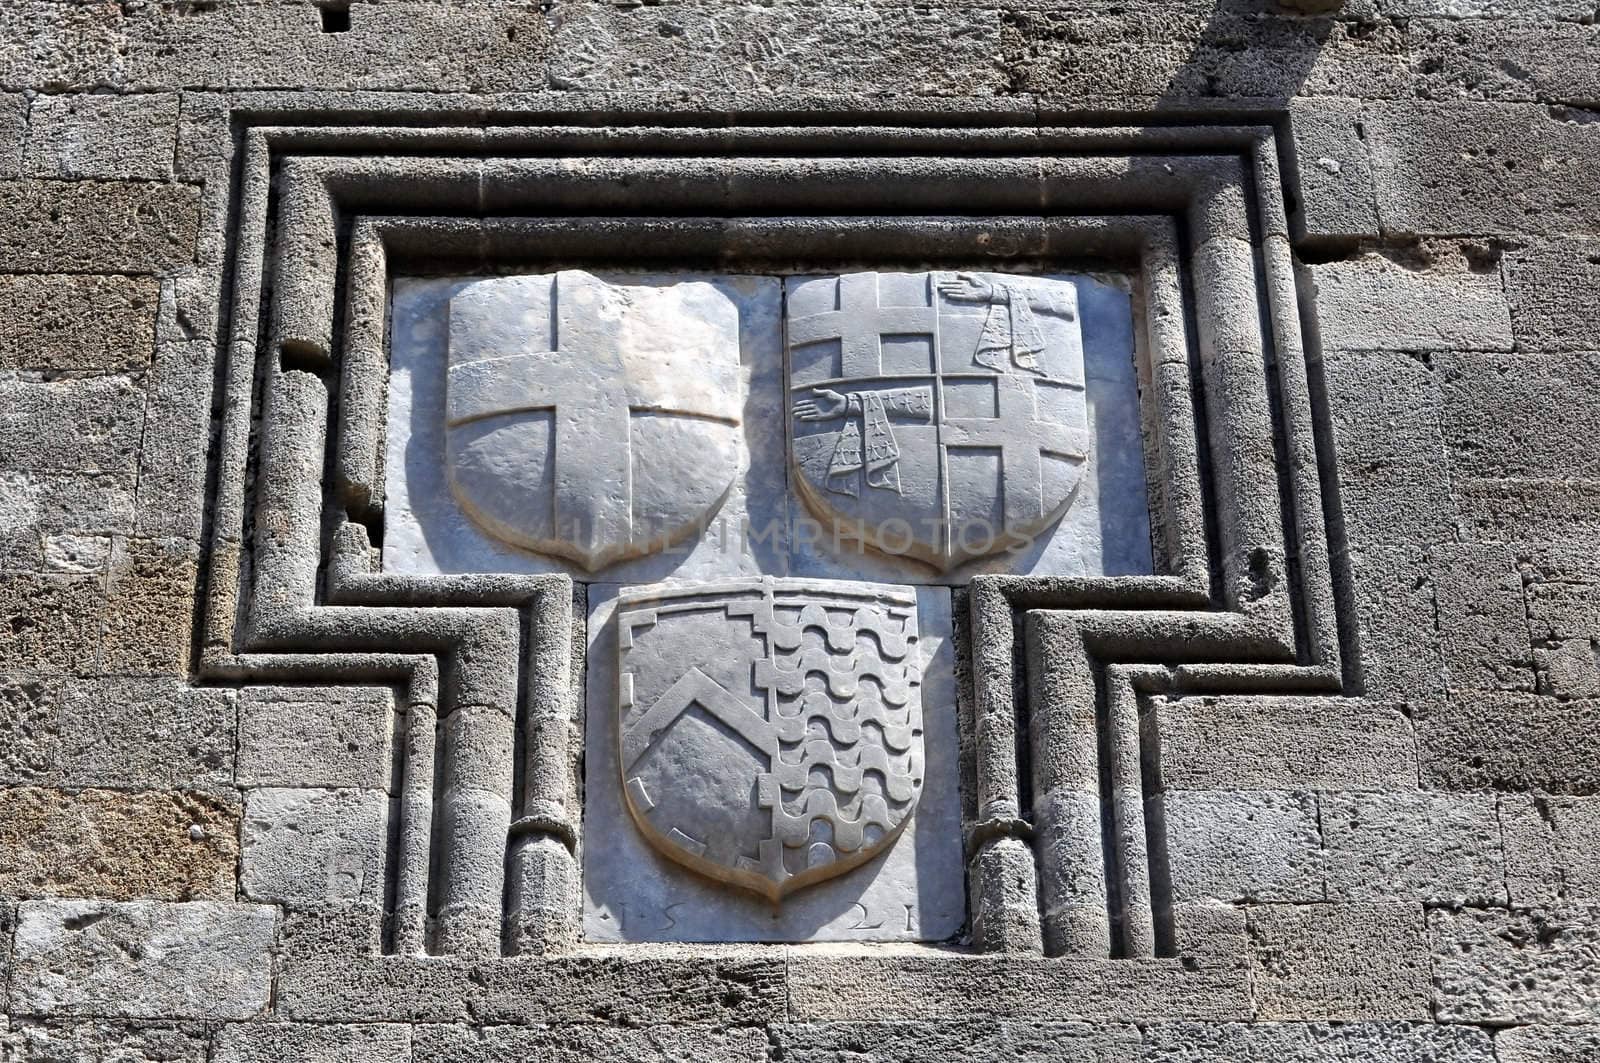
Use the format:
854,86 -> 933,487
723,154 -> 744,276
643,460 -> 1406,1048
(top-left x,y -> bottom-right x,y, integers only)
444,271 -> 743,571
788,271 -> 1089,570
615,578 -> 925,902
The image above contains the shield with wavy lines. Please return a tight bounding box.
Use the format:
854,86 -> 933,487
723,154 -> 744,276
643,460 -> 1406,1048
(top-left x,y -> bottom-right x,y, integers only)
615,577 -> 924,902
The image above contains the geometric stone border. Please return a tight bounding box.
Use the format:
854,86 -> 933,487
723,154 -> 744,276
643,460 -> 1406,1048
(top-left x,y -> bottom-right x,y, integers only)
195,105 -> 1347,1015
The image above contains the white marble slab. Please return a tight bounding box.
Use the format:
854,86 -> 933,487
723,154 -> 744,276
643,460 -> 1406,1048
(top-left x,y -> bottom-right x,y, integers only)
581,583 -> 965,943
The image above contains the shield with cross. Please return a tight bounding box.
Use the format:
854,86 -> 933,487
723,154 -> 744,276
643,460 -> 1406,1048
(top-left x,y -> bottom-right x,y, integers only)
785,271 -> 1091,571
444,271 -> 743,571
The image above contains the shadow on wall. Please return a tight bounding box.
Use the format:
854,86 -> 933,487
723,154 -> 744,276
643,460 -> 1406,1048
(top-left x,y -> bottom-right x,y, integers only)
1156,0 -> 1352,106
1002,0 -> 1353,106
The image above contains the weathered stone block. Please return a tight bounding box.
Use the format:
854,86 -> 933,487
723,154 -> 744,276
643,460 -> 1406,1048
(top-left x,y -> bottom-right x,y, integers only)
1438,350 -> 1600,483
1502,795 -> 1600,905
1453,477 -> 1600,546
23,92 -> 179,180
767,1021 -> 1143,1063
1288,96 -> 1381,241
1153,695 -> 1417,791
57,679 -> 235,790
0,675 -> 59,783
1247,903 -> 1431,1020
1431,905 -> 1600,1023
0,274 -> 158,373
236,685 -> 394,790
0,375 -> 146,475
0,1020 -> 211,1063
1367,101 -> 1600,237
0,92 -> 24,176
99,536 -> 197,675
548,3 -> 1004,96
1161,790 -> 1325,904
241,787 -> 389,908
1345,545 -> 1446,701
1014,13 -> 1414,103
1431,543 -> 1536,694
134,338 -> 216,539
0,470 -> 136,573
1411,17 -> 1600,105
1307,253 -> 1512,352
1496,1025 -> 1600,1063
1323,791 -> 1505,904
1320,349 -> 1454,548
0,786 -> 237,901
1418,694 -> 1600,794
1142,1020 -> 1494,1062
113,2 -> 551,93
214,1021 -> 411,1063
11,900 -> 276,1020
0,179 -> 198,273
1505,237 -> 1600,352
783,952 -> 1250,1023
0,571 -> 101,675
413,1023 -> 771,1063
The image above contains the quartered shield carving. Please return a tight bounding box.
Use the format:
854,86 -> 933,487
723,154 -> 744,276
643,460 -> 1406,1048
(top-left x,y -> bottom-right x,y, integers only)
445,271 -> 742,571
787,271 -> 1091,571
616,578 -> 925,902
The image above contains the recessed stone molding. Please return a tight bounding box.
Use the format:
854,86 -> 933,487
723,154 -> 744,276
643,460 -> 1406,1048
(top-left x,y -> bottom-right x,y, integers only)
191,107 -> 1346,1018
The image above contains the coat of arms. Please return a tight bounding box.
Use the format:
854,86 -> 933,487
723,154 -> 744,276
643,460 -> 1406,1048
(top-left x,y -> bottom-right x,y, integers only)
445,270 -> 742,571
787,271 -> 1090,570
615,578 -> 925,902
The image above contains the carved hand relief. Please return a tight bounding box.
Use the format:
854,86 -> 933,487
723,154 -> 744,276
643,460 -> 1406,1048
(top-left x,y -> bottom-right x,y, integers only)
787,271 -> 1090,571
615,578 -> 924,902
444,271 -> 744,571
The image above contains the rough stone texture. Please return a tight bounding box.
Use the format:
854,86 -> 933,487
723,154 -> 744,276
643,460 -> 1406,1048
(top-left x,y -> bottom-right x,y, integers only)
1322,791 -> 1505,904
1367,102 -> 1600,237
1501,795 -> 1600,905
1288,95 -> 1380,241
1153,696 -> 1417,791
1306,252 -> 1513,352
0,274 -> 158,373
22,93 -> 179,181
99,537 -> 198,676
1430,906 -> 1600,1024
0,572 -> 101,675
0,179 -> 198,273
1247,903 -> 1432,1020
1321,349 -> 1454,549
56,679 -> 235,790
1141,1021 -> 1495,1062
10,900 -> 276,1020
241,787 -> 389,908
0,1020 -> 212,1063
1161,791 -> 1325,904
768,1021 -> 1142,1062
214,1021 -> 412,1063
1417,694 -> 1600,794
0,786 -> 237,901
0,375 -> 145,476
1496,1025 -> 1600,1063
1504,237 -> 1600,351
236,686 -> 394,790
413,1023 -> 772,1062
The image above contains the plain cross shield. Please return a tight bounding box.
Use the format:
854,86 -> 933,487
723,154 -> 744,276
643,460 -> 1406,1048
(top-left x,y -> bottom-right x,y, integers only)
445,270 -> 743,571
786,271 -> 1091,571
615,577 -> 926,902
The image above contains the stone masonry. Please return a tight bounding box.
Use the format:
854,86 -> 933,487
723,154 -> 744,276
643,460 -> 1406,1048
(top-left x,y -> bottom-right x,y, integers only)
1,1 -> 1599,1061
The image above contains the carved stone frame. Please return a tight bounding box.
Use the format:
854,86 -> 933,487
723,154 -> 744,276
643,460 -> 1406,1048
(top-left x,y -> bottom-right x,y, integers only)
200,106 -> 1344,1021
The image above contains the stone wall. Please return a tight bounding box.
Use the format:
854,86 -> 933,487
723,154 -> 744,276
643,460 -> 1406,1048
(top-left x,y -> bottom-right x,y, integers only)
1,1 -> 1598,1060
